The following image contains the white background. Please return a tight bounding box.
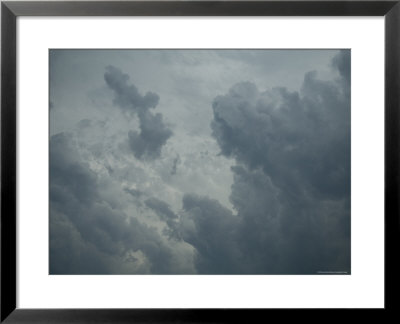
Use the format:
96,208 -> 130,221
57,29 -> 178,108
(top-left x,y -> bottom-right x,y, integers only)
17,17 -> 384,308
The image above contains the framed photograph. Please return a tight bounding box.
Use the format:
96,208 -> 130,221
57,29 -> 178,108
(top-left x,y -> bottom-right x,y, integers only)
1,0 -> 399,322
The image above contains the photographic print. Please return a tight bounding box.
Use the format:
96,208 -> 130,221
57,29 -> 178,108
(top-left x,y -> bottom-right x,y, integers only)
49,49 -> 350,275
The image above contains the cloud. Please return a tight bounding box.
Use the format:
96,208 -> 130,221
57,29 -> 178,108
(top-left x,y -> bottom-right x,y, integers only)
232,165 -> 350,274
211,54 -> 350,200
145,197 -> 178,221
124,187 -> 142,198
50,132 -> 195,274
180,194 -> 241,274
332,49 -> 350,83
170,154 -> 181,175
179,50 -> 351,274
104,66 -> 172,160
128,111 -> 173,160
50,50 -> 350,274
145,197 -> 181,240
104,65 -> 159,113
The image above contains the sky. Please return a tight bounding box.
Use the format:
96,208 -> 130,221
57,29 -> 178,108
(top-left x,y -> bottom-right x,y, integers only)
49,49 -> 350,274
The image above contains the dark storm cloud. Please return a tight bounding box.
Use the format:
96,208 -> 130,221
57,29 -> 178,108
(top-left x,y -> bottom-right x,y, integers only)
145,197 -> 178,221
104,66 -> 172,159
50,50 -> 351,275
211,61 -> 350,200
104,65 -> 159,113
50,133 -> 98,205
332,49 -> 350,83
145,197 -> 181,240
171,154 -> 181,175
128,111 -> 173,160
180,194 -> 241,274
50,132 -> 187,274
50,210 -> 113,274
231,165 -> 350,274
179,50 -> 351,274
77,118 -> 92,129
124,187 -> 142,198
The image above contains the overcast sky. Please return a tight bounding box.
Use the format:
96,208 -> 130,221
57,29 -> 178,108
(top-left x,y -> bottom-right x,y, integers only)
49,49 -> 350,274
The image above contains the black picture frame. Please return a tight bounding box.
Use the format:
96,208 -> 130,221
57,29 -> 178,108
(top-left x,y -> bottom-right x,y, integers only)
1,0 -> 399,322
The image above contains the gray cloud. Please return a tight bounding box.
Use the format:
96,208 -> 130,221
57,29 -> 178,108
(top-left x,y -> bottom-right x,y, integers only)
180,194 -> 241,274
170,154 -> 181,175
124,187 -> 142,198
332,49 -> 350,84
211,53 -> 350,200
104,65 -> 159,113
145,197 -> 180,240
50,209 -> 119,274
50,132 -> 194,274
145,197 -> 178,221
50,49 -> 350,275
128,111 -> 173,160
104,66 -> 172,160
232,165 -> 349,274
179,50 -> 351,274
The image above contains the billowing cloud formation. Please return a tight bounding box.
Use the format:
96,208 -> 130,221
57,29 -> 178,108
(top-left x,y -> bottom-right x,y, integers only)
180,194 -> 240,274
179,50 -> 351,273
211,73 -> 350,200
171,154 -> 181,175
332,49 -> 351,84
50,50 -> 350,275
50,133 -> 195,274
104,66 -> 172,159
104,65 -> 159,113
128,111 -> 173,160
